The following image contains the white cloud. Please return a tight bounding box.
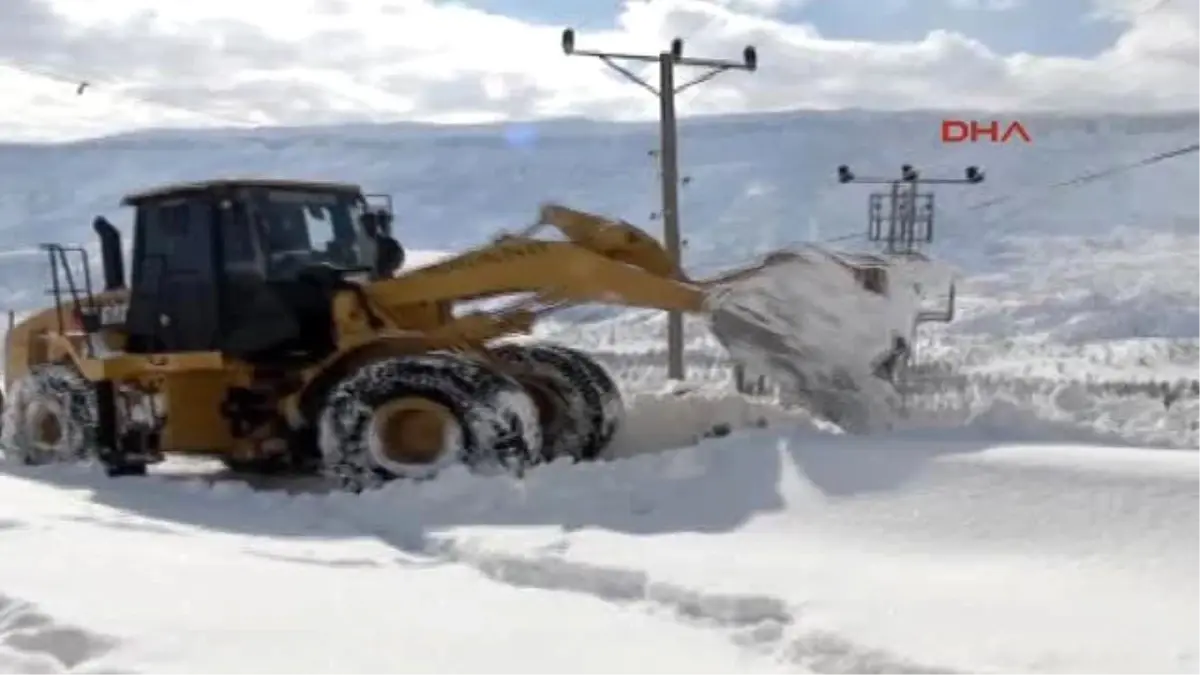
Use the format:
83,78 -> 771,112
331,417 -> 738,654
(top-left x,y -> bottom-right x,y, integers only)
0,0 -> 1195,141
947,0 -> 1025,10
709,0 -> 808,16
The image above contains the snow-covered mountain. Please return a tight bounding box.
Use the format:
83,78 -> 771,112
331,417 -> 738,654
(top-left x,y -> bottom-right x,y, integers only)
0,110 -> 1195,259
1,110 -> 1195,336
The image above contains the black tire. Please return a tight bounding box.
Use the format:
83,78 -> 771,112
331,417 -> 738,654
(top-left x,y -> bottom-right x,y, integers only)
497,342 -> 622,461
491,343 -> 590,463
220,428 -> 321,476
316,352 -> 542,492
0,364 -> 96,466
219,456 -> 294,475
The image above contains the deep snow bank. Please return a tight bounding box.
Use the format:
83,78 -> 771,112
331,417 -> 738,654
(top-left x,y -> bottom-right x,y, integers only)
2,413 -> 1195,673
0,471 -> 784,674
336,427 -> 1198,673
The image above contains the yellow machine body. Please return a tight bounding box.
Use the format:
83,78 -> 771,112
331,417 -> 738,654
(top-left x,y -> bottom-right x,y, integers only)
2,194 -> 710,465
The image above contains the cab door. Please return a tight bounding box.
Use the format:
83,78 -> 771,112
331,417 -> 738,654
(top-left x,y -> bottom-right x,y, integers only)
214,196 -> 304,359
125,197 -> 222,353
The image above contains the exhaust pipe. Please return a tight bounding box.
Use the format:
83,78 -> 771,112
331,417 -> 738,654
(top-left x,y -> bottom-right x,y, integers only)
92,216 -> 125,291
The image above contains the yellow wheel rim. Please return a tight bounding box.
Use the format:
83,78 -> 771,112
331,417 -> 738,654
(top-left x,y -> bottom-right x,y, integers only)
368,397 -> 458,468
27,403 -> 65,451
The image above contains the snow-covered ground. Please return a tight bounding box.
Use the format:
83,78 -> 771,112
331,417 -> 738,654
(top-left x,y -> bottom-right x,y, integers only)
1,399 -> 1196,673
1,111 -> 1197,673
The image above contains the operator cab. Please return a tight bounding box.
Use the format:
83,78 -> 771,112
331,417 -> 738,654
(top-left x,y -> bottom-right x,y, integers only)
94,178 -> 404,362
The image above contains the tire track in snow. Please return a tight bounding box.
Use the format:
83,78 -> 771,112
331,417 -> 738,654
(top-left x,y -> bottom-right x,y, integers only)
335,515 -> 957,674
430,540 -> 794,633
434,543 -> 959,673
780,631 -> 958,674
0,593 -> 121,674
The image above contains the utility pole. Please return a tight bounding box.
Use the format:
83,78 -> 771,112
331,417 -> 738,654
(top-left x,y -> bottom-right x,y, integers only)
837,163 -> 984,255
648,150 -> 691,223
560,29 -> 758,381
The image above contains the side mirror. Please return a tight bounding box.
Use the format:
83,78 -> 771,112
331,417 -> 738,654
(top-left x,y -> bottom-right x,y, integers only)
92,216 -> 125,290
360,209 -> 393,238
374,236 -> 405,278
360,212 -> 379,238
375,209 -> 393,235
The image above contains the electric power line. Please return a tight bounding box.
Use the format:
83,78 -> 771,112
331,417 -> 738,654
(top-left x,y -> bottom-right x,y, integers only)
954,141 -> 1199,227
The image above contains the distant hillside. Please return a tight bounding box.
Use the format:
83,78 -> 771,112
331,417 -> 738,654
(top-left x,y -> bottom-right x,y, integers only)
0,110 -> 1194,320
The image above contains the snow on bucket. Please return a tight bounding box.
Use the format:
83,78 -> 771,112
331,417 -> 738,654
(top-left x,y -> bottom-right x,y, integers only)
702,246 -> 911,432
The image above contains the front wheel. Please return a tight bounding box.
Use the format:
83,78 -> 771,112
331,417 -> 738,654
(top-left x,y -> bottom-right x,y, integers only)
316,352 -> 542,492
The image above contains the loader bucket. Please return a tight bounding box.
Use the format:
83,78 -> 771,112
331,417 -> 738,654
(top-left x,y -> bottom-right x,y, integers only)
700,247 -> 913,432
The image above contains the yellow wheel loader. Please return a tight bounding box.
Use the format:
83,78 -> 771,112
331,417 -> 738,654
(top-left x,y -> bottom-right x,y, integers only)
0,178 -> 931,491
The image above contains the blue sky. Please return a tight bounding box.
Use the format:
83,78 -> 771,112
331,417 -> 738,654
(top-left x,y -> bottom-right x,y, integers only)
460,0 -> 1126,57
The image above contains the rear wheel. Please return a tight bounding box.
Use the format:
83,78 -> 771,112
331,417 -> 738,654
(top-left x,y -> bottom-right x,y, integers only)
533,343 -> 623,460
0,364 -> 96,466
316,352 -> 542,491
491,343 -> 587,463
491,342 -> 623,462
